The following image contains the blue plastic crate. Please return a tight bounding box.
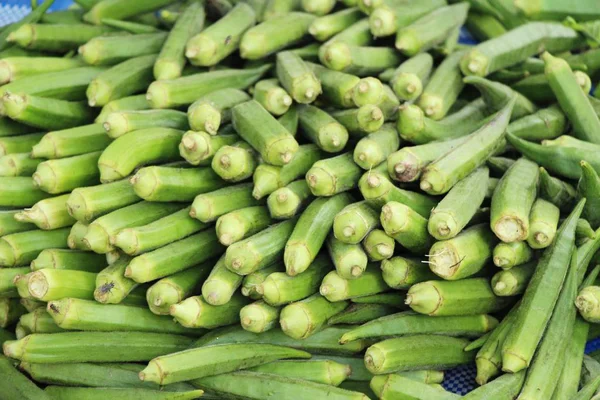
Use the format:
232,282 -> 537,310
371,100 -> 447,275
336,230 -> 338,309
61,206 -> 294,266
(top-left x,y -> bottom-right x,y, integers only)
0,0 -> 73,26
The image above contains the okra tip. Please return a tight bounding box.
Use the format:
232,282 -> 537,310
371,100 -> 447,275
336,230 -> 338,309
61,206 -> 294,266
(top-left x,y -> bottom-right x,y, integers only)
2,92 -> 27,119
322,42 -> 352,71
405,282 -> 440,315
501,350 -> 527,373
364,345 -> 385,373
6,24 -> 34,47
2,339 -> 23,360
46,299 -> 67,325
460,50 -> 488,77
154,59 -> 182,82
575,288 -> 599,318
0,240 -> 15,267
475,357 -> 498,386
0,60 -> 13,85
169,297 -> 199,328
284,244 -> 312,276
138,361 -> 164,385
146,81 -> 169,109
370,8 -> 395,37
103,112 -> 129,139
280,303 -> 312,339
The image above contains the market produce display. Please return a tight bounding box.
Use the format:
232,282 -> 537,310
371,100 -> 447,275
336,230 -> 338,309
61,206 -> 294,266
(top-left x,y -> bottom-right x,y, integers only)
2,0 -> 600,398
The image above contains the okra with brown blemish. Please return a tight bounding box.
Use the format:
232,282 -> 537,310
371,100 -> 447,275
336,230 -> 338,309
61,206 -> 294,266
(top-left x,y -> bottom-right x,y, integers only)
79,32 -> 168,66
267,180 -> 314,219
297,104 -> 349,153
307,62 -> 360,108
31,124 -> 112,160
491,261 -> 536,297
67,179 -> 140,224
92,256 -> 137,304
188,89 -> 251,135
179,128 -> 239,166
216,206 -> 273,246
381,256 -> 438,290
306,152 -> 363,197
380,201 -> 432,255
32,151 -> 101,195
190,183 -> 262,223
0,153 -> 42,177
7,23 -> 115,53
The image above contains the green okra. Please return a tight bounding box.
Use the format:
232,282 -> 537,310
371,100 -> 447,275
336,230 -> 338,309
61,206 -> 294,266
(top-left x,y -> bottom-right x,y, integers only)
527,198 -> 560,249
320,266 -> 388,302
240,300 -> 280,333
380,201 -> 431,254
26,264 -> 95,300
460,22 -> 583,77
124,229 -> 224,283
333,200 -> 379,245
188,89 -> 251,135
261,0 -> 301,20
428,167 -> 489,240
0,133 -> 47,158
0,228 -> 70,268
30,249 -> 105,273
95,94 -> 150,124
216,206 -> 273,246
103,109 -> 188,139
306,152 -> 363,197
0,117 -> 38,138
87,54 -> 156,107
0,355 -> 52,400
267,180 -> 313,219
44,387 -> 203,400
31,124 -> 112,160
0,56 -> 84,85
552,318 -> 591,399
515,0 -> 600,21
285,193 -> 352,275
353,123 -> 400,170
84,0 -> 177,25
389,53 -> 433,102
370,374 -> 459,400
365,335 -> 475,374
395,3 -> 468,57
261,255 -> 332,306
417,50 -> 468,120
351,76 -> 386,107
577,218 -> 596,244
487,157 -> 515,175
328,303 -> 396,326
513,71 -> 591,104
79,33 -> 167,66
321,43 -> 402,77
0,267 -> 30,297
190,183 -> 262,223
32,151 -> 100,195
201,255 -> 243,306
241,262 -> 283,299
307,62 -> 360,108
3,93 -> 95,131
154,1 -> 204,80
351,292 -> 407,308
19,307 -> 64,334
280,293 -> 348,339
0,177 -> 52,207
211,142 -> 258,183
381,256 -> 438,290
327,234 -> 369,279
491,261 -> 536,297
14,194 -> 75,230
98,128 -> 183,183
297,104 -> 349,153
100,18 -> 162,34
420,97 -> 515,195
490,158 -> 539,243
7,23 -> 114,53
369,0 -> 447,38
3,331 -> 193,363
0,0 -> 54,52
67,179 -> 140,224
276,51 -> 321,104
301,0 -> 336,15
465,12 -> 507,42
84,202 -> 182,254
68,221 -> 90,250
463,371 -> 526,400
240,12 -> 315,60
253,79 -> 293,117
576,286 -> 600,323
0,298 -> 26,328
93,257 -> 137,304
251,359 -> 350,386
578,160 -> 600,229
492,241 -> 534,269
539,167 -> 577,211
407,278 -> 511,316
278,105 -> 300,136
169,292 -> 250,329
502,200 -> 584,373
13,273 -> 32,299
179,129 -> 239,166
0,210 -> 35,236
310,7 -> 363,41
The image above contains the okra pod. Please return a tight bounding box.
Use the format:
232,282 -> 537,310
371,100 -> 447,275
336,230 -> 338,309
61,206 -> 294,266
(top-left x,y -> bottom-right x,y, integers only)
552,317 -> 591,399
79,33 -> 167,66
298,104 -> 349,153
506,104 -> 567,141
0,267 -> 30,297
539,167 -> 577,211
211,142 -> 258,183
370,374 -> 459,400
95,94 -> 150,124
253,79 -> 293,116
30,249 -> 105,273
188,88 -> 251,134
215,206 -> 273,246
333,201 -> 379,245
491,261 -> 536,296
13,272 -> 32,299
320,266 -> 388,302
169,292 -> 250,329
276,51 -> 322,104
241,262 -> 283,299
327,303 -> 396,326
100,18 -> 161,34
252,358 -> 351,386
201,255 -> 243,306
93,257 -> 137,304
67,179 -> 140,224
492,241 -> 534,269
27,268 -> 96,301
390,53 -> 434,102
0,355 -> 52,400
0,117 -> 38,137
362,228 -> 395,261
306,152 -> 363,196
353,123 -> 400,170
307,62 -> 360,108
31,124 -> 112,159
33,152 -> 100,195
280,293 -> 348,339
0,56 -> 84,84
179,129 -> 239,166
310,8 -> 363,41
0,210 -> 35,236
44,387 -> 203,400
84,0 -> 178,25
515,0 -> 600,21
190,183 -> 262,223
327,234 -> 369,279
381,256 -> 438,290
578,160 -> 600,229
0,298 -> 26,328
380,201 -> 432,254
369,0 -> 447,38
267,180 -> 313,219
240,300 -> 280,333
352,292 -> 406,308
0,228 -> 70,267
103,109 -> 188,139
15,194 -> 74,230
0,177 -> 52,207
7,23 -> 114,53
527,198 -> 560,249
279,104 -> 300,136
463,370 -> 526,400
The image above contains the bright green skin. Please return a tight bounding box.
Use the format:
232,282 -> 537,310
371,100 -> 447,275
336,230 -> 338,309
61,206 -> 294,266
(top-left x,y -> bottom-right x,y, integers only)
327,234 -> 368,279
276,51 -> 322,104
310,8 -> 363,41
0,267 -> 29,297
261,255 -> 331,306
390,53 -> 433,101
267,180 -> 313,220
491,261 -> 536,296
380,201 -> 431,254
194,371 -> 368,400
578,161 -> 600,229
252,144 -> 324,199
7,23 -> 114,52
463,370 -> 526,400
84,202 -> 181,254
512,73 -> 565,104
352,76 -> 384,107
490,158 -> 539,243
527,198 -> 560,249
353,123 -> 400,170
215,206 -> 273,246
539,167 -> 577,211
0,0 -> 53,51
327,303 -> 396,326
307,62 -> 360,108
104,109 -> 188,139
95,94 -> 150,124
502,200 -> 584,373
369,0 -> 446,38
280,294 -> 348,339
154,2 -> 204,80
84,0 -> 176,24
0,177 -> 51,207
333,201 -> 379,245
241,263 -> 283,299
278,105 -> 300,136
352,293 -> 407,308
188,89 -> 250,134
492,241 -> 534,269
298,104 -> 349,153
515,0 -> 600,21
48,298 -> 200,336
33,151 -> 101,194
67,179 -> 140,224
0,355 -> 52,400
15,193 -> 74,230
420,97 -> 515,195
0,210 -> 35,236
44,387 -> 203,400
428,224 -> 497,281
191,183 -> 262,223
80,33 -> 167,66
168,289 -> 248,328
395,3 -> 468,57
232,100 -> 300,166
87,54 -> 156,107
428,167 -> 489,241
32,124 -> 112,159
381,256 -> 437,290
249,359 -> 350,386
125,229 -> 223,283
263,0 -> 302,20
98,128 -> 183,183
0,117 -> 38,138
27,268 -> 96,302
364,335 -> 474,374
552,318 -> 590,400
179,130 -> 239,166
306,152 -> 363,197
68,221 -> 89,250
31,249 -> 106,272
93,257 -> 137,304
0,298 -> 25,328
254,79 -> 293,117
320,266 -> 388,302
465,12 -> 507,42
362,229 -> 395,262
340,312 -> 497,344
0,132 -> 44,157
370,374 -> 459,400
240,300 -> 280,333
0,228 -> 70,268
417,50 -> 467,120
212,141 -> 257,183
201,255 -> 243,306
322,42 -> 402,77
0,56 -> 84,84
460,22 -> 583,77
100,18 -> 161,34
240,12 -> 316,60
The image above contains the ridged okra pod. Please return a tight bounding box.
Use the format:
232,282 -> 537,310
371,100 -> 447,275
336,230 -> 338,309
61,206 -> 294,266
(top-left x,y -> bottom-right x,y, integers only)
321,43 -> 402,77
297,104 -> 349,153
327,234 -> 368,279
7,23 -> 114,53
307,62 -> 360,108
381,256 -> 437,290
0,56 -> 84,84
306,152 -> 362,197
93,257 -> 138,304
14,194 -> 74,230
0,355 -> 52,400
309,7 -> 363,41
551,317 -> 590,399
190,183 -> 262,223
98,128 -> 183,182
276,51 -> 322,104
0,298 -> 26,328
493,241 -> 534,269
492,261 -> 536,296
19,307 -> 64,334
201,255 -> 243,306
95,94 -> 150,124
368,0 -> 447,38
179,129 -> 239,166
67,179 -> 140,223
539,167 -> 577,211
353,123 -> 400,170
362,228 -> 395,261
527,198 -> 560,249
240,300 -> 280,333
506,104 -> 567,141
333,201 -> 379,245
103,109 -> 188,139
44,387 -> 203,400
380,201 -> 432,254
79,33 -> 167,66
2,331 -> 193,363
31,249 -> 105,273
169,292 -> 250,329
0,133 -> 48,158
0,210 -> 35,236
31,124 -> 112,159
280,294 -> 348,340
186,3 -> 256,67
327,303 -> 396,326
188,89 -> 250,135
211,142 -> 258,183
251,358 -> 351,386
215,206 -> 273,246
370,374 -> 459,400
267,180 -> 313,219
0,267 -> 30,297
0,177 -> 52,207
320,266 -> 388,302
285,193 -> 352,275
26,268 -> 96,301
241,263 -> 283,299
578,160 -> 600,229
463,371 -> 526,400
253,79 -> 293,116
0,228 -> 70,268
83,0 -> 177,25
389,53 -> 434,101
32,152 -> 100,195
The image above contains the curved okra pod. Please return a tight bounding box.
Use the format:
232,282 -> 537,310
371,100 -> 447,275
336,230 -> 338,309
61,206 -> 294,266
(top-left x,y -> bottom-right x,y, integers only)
298,104 -> 349,152
84,0 -> 177,25
306,152 -> 363,196
30,249 -> 105,272
179,129 -> 239,166
211,142 -> 258,182
32,124 -> 112,159
380,201 -> 431,254
381,256 -> 438,290
253,79 -> 293,117
190,183 -> 262,223
492,241 -> 534,269
27,269 -> 96,301
240,300 -> 280,333
15,194 -> 75,230
267,180 -> 313,219
169,292 -> 250,329
490,158 -> 539,243
87,54 -> 156,107
491,261 -> 536,297
0,153 -> 42,177
307,62 -> 360,108
7,23 -> 115,53
201,255 -> 243,306
67,179 -> 140,224
362,228 -> 395,261
333,201 -> 379,245
353,123 -> 399,170
280,294 -> 348,339
320,266 -> 388,302
103,109 -> 188,139
216,206 -> 273,246
505,104 -> 567,141
188,89 -> 250,134
420,97 -> 515,195
79,33 -> 168,66
527,198 -> 560,249
276,51 -> 321,104
95,94 -> 150,124
368,0 -> 446,38
33,151 -> 101,194
0,56 -> 85,84
578,160 -> 600,229
241,263 -> 283,299
310,8 -> 363,41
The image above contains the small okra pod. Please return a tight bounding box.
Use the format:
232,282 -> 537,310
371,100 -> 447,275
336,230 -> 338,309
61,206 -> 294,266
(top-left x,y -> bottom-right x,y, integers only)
420,97 -> 515,195
327,235 -> 368,279
578,160 -> 600,229
527,199 -> 560,249
0,210 -> 35,236
241,263 -> 283,299
310,7 -> 363,41
493,241 -> 534,270
33,151 -> 102,194
95,94 -> 151,124
201,255 -> 243,306
389,53 -> 434,101
353,123 -> 400,170
369,0 -> 447,38
225,219 -> 297,275
190,183 -> 263,223
32,124 -> 112,159
79,33 -> 168,66
215,206 -> 273,246
539,166 -> 577,211
333,200 -> 379,245
68,221 -> 90,250
232,100 -> 299,166
267,180 -> 314,219
362,228 -> 395,262
188,88 -> 251,134
27,269 -> 97,301
253,79 -> 293,116
280,293 -> 348,339
98,127 -> 183,183
67,179 -> 140,224
240,300 -> 280,333
153,1 -> 204,80
7,23 -> 115,53
307,62 -> 360,108
428,167 -> 489,241
249,359 -> 351,386
93,257 -> 137,304
321,44 -> 402,77
491,261 -> 536,297
0,56 -> 85,84
490,158 -> 539,243
306,152 -> 363,197
30,249 -> 106,273
169,292 -> 250,329
320,266 -> 388,302
103,109 -> 188,139
179,129 -> 239,166
15,194 -> 75,230
380,201 -> 431,255
84,0 -> 178,25
240,12 -> 316,60
3,93 -> 95,131
44,387 -> 204,400
0,177 -> 52,207
0,153 -> 42,177
297,104 -> 349,153
212,142 -> 258,182
327,303 -> 396,326
276,51 -> 322,104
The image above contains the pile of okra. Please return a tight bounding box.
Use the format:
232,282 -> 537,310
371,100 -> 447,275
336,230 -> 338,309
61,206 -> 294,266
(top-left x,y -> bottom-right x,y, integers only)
3,0 -> 600,399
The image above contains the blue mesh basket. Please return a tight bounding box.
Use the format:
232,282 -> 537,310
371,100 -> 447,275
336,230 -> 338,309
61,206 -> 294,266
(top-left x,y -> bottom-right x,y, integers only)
1,1 -> 599,396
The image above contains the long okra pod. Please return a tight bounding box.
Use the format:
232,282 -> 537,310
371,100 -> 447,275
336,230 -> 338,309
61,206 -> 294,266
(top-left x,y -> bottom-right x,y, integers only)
15,194 -> 75,230
369,0 -> 446,38
169,292 -> 250,329
44,387 -> 203,400
215,206 -> 273,246
327,303 -> 396,326
179,129 -> 239,166
32,124 -> 112,159
0,177 -> 52,207
95,94 -> 150,124
67,179 -> 140,224
0,355 -> 52,400
280,294 -> 348,339
578,161 -> 600,230
31,249 -> 105,272
0,210 -> 35,236
321,43 -> 402,77
249,359 -> 350,385
84,0 -> 178,25
539,167 -> 577,211
7,23 -> 114,53
33,152 -> 101,194
0,228 -> 70,268
103,109 -> 188,139
79,33 -> 167,66
27,268 -> 96,301
276,51 -> 322,104
190,183 -> 262,223
0,56 -> 84,84
188,89 -> 250,134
